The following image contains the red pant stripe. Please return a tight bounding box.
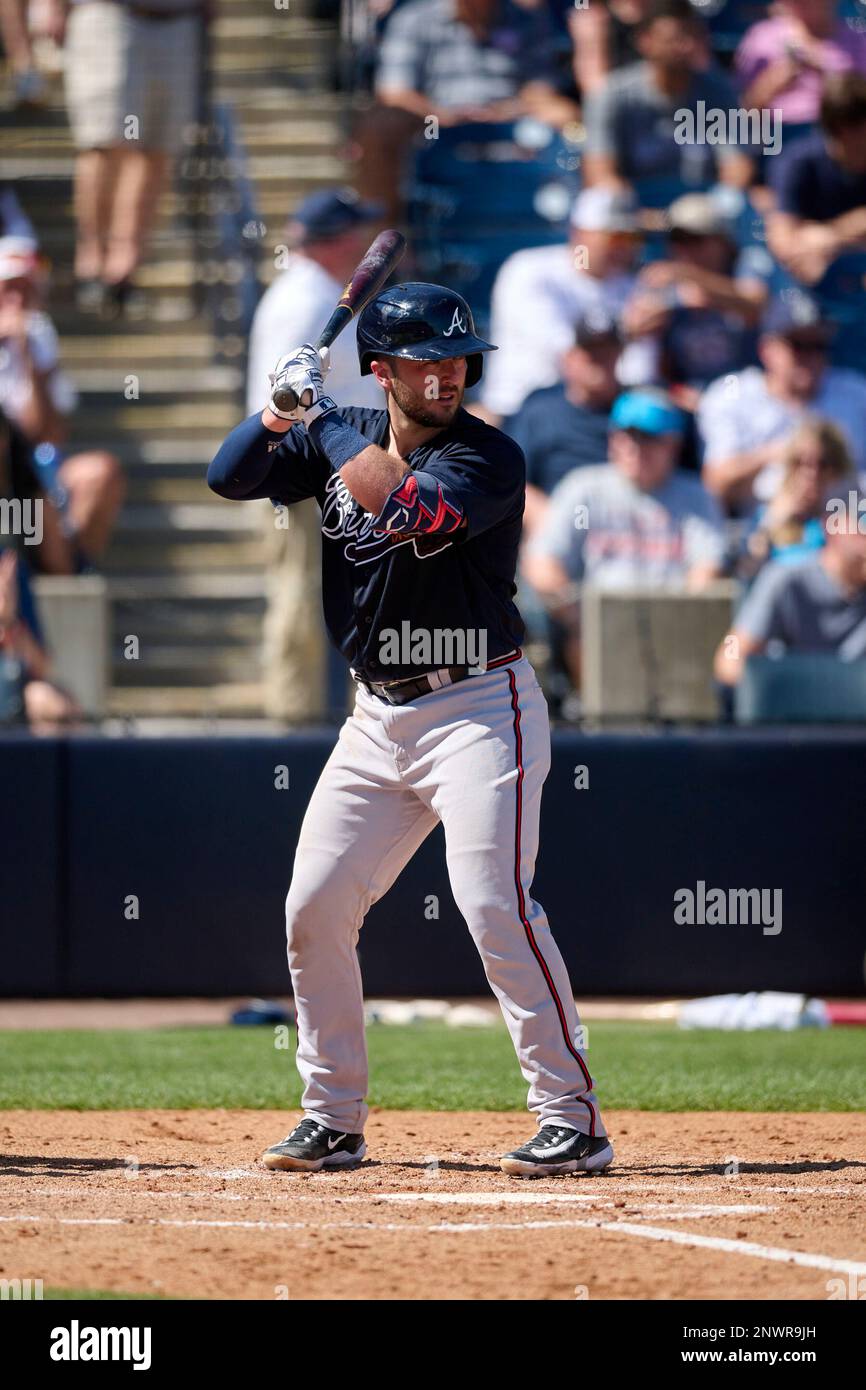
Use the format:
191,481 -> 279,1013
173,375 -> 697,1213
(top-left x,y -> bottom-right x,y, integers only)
506,667 -> 595,1127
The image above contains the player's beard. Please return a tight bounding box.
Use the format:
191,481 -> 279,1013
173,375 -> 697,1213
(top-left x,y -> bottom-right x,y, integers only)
389,374 -> 464,428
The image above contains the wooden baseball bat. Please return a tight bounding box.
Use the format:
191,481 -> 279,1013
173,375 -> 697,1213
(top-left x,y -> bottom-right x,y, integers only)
270,228 -> 407,413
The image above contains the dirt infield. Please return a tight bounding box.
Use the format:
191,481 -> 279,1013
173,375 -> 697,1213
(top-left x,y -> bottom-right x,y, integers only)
1,1111 -> 864,1300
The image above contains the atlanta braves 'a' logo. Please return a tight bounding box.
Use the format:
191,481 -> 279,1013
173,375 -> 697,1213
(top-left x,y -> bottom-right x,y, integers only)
442,306 -> 467,337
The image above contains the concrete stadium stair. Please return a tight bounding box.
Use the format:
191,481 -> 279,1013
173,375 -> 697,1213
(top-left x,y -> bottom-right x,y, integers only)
1,0 -> 353,717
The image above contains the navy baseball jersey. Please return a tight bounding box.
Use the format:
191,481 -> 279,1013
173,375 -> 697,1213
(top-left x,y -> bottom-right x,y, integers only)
208,406 -> 526,682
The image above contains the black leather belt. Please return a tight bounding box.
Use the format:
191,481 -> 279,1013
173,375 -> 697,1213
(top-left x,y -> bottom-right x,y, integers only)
355,666 -> 472,706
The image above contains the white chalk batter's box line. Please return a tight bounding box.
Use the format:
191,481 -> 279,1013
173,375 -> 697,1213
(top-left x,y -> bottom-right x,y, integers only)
192,1169 -> 866,1197
0,1188 -> 775,1219
0,1203 -> 771,1221
1,1209 -> 864,1278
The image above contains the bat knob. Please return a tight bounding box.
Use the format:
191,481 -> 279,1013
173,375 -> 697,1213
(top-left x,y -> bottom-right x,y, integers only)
271,385 -> 299,413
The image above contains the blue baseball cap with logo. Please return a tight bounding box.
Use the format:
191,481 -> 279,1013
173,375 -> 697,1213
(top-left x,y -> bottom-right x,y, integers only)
288,187 -> 383,242
610,389 -> 685,437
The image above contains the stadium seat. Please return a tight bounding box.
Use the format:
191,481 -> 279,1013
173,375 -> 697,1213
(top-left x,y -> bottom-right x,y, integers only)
735,653 -> 866,723
406,119 -> 580,321
813,253 -> 866,375
704,0 -> 767,54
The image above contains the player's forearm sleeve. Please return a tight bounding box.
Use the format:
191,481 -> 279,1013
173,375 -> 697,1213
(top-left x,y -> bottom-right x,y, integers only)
306,411 -> 371,472
207,413 -> 291,499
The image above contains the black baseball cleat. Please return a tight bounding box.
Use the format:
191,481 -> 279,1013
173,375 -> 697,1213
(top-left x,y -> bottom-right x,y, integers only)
262,1117 -> 366,1172
500,1125 -> 614,1178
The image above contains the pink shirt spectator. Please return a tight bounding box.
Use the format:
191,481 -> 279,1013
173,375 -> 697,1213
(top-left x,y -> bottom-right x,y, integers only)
735,16 -> 866,123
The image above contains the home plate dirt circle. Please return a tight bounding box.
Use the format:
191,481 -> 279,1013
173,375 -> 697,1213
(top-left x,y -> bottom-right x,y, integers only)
1,1110 -> 863,1300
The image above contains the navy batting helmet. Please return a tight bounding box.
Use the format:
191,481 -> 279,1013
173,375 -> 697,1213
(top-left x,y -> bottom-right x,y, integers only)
356,282 -> 497,388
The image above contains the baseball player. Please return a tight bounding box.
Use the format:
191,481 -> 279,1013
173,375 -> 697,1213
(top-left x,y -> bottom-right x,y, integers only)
208,283 -> 613,1178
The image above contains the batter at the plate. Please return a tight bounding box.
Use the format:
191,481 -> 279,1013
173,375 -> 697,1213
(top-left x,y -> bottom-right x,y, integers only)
208,282 -> 613,1179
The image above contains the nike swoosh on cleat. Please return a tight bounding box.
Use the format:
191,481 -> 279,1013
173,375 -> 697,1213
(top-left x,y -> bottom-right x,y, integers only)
327,1133 -> 347,1150
528,1137 -> 586,1159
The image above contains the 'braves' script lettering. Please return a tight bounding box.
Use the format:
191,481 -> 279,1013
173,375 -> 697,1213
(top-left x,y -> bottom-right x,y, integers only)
320,473 -> 455,563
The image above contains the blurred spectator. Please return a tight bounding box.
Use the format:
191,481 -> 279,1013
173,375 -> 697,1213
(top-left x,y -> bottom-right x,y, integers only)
51,0 -> 206,314
246,190 -> 383,724
572,0 -> 717,94
0,403 -> 45,532
0,239 -> 76,441
0,183 -> 36,240
769,73 -> 866,280
0,402 -> 86,576
697,291 -> 866,513
0,549 -> 80,727
481,186 -> 649,421
735,0 -> 866,137
0,545 -> 43,723
581,0 -> 753,200
503,307 -> 621,539
0,0 -> 48,105
767,73 -> 866,370
377,0 -> 573,122
715,501 -> 866,684
524,388 -> 725,685
571,0 -> 653,97
0,237 -> 123,569
0,423 -> 79,728
247,191 -> 384,416
626,192 -> 770,404
357,0 -> 580,222
741,417 -> 853,574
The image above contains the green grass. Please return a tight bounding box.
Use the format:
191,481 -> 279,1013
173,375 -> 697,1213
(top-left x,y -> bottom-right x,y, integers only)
1,1021 -> 864,1111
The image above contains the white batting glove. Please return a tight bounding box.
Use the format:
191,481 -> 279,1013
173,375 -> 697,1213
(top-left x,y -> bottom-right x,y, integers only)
267,344 -> 335,423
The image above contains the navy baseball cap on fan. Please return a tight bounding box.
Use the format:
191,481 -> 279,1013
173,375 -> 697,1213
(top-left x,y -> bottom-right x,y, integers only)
762,292 -> 833,342
610,389 -> 685,436
288,188 -> 383,243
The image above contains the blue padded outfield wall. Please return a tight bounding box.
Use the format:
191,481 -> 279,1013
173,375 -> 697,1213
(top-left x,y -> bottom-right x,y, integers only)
2,730 -> 864,998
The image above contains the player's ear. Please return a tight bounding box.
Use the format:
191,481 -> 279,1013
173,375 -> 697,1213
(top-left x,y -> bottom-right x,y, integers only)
368,356 -> 393,389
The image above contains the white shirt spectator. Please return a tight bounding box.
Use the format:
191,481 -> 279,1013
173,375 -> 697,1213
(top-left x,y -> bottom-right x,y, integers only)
481,244 -> 650,417
0,312 -> 78,422
247,255 -> 382,416
698,366 -> 866,505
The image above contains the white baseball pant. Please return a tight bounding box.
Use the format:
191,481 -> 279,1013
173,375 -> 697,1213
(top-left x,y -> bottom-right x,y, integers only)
284,654 -> 606,1139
